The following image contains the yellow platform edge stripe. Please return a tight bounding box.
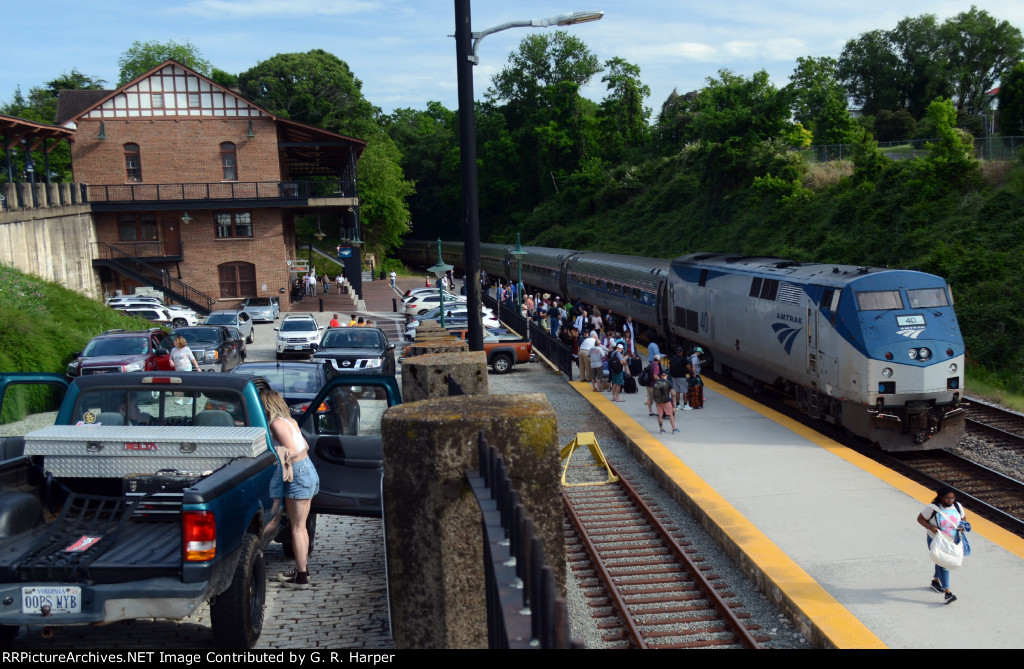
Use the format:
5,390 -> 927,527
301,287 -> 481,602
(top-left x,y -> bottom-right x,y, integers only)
569,379 -> 887,649
706,378 -> 1024,559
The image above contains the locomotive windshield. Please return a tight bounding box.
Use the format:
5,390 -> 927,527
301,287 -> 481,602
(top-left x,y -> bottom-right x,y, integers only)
906,287 -> 950,309
855,290 -> 903,310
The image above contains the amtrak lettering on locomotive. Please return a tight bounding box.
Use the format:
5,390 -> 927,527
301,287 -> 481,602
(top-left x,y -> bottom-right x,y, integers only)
398,241 -> 966,451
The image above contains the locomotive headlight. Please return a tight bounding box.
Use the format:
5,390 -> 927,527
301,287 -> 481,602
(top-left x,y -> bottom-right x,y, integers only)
949,363 -> 958,374
918,348 -> 931,360
882,367 -> 893,378
908,349 -> 918,359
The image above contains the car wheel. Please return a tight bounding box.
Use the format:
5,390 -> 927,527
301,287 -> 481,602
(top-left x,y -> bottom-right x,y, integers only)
246,329 -> 255,344
172,318 -> 187,328
210,534 -> 265,649
491,354 -> 513,374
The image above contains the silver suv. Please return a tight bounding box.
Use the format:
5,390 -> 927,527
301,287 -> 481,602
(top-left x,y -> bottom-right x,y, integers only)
274,314 -> 324,360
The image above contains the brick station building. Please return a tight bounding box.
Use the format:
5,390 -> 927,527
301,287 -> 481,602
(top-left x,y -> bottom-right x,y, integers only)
58,59 -> 366,312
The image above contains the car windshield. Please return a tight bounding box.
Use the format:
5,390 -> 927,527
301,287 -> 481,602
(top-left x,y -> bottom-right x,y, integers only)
82,337 -> 150,357
232,365 -> 324,395
170,328 -> 220,344
244,298 -> 272,307
281,319 -> 317,332
206,314 -> 236,325
321,329 -> 382,349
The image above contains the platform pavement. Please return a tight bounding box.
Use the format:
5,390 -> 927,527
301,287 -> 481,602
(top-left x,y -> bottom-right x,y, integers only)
567,375 -> 1024,649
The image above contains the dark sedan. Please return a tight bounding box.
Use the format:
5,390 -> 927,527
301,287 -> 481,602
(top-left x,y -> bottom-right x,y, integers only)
230,360 -> 360,435
163,325 -> 245,373
312,327 -> 397,376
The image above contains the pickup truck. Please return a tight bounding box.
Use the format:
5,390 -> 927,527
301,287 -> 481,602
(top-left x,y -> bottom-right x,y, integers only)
0,370 -> 400,648
446,328 -> 534,374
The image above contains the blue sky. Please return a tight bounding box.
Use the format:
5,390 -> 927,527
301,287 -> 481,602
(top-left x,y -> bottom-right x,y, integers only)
5,1 -> 1024,118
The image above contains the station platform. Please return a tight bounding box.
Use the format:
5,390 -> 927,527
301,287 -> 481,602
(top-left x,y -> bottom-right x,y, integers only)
569,377 -> 1024,649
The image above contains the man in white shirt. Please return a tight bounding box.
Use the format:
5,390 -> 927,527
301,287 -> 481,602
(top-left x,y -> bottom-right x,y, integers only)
578,332 -> 597,382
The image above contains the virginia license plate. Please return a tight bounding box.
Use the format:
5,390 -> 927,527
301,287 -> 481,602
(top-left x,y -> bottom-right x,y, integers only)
22,586 -> 82,614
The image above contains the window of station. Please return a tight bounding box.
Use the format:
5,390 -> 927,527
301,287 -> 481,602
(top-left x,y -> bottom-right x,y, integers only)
221,142 -> 238,181
218,262 -> 257,298
907,287 -> 950,309
856,290 -> 904,311
124,143 -> 142,182
118,213 -> 158,242
215,212 -> 253,238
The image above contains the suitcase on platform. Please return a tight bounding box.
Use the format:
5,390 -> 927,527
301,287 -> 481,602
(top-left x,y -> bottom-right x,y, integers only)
624,376 -> 638,394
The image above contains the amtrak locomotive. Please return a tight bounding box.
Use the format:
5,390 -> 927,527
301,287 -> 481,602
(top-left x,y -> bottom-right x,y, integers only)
398,241 -> 966,451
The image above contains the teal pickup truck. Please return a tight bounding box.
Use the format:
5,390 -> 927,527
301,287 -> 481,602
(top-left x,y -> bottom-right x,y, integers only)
0,370 -> 400,647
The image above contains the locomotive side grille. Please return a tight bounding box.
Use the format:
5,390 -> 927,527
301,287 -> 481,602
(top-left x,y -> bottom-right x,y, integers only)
776,282 -> 804,304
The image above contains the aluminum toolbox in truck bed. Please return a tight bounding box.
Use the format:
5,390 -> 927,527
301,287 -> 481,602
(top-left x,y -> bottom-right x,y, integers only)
23,425 -> 268,478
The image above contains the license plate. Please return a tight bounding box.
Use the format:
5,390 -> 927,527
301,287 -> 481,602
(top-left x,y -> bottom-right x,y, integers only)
288,345 -> 306,350
22,586 -> 82,615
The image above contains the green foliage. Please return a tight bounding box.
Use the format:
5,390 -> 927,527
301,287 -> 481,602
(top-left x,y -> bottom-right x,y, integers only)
118,40 -> 212,85
873,110 -> 917,142
997,62 -> 1024,135
921,98 -> 980,192
238,50 -> 413,261
0,264 -> 159,423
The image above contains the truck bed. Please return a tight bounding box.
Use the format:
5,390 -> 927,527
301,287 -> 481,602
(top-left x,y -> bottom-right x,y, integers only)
0,490 -> 182,584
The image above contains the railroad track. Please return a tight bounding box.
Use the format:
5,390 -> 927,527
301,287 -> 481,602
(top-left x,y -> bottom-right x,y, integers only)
965,399 -> 1024,453
562,463 -> 766,649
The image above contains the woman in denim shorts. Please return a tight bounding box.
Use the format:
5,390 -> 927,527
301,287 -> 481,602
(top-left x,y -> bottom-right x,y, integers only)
261,389 -> 320,590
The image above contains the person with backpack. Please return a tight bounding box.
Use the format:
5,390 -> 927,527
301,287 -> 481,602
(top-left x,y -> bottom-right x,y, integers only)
669,346 -> 690,409
686,347 -> 705,409
643,355 -> 663,416
609,343 -> 627,402
652,369 -> 679,434
916,486 -> 969,605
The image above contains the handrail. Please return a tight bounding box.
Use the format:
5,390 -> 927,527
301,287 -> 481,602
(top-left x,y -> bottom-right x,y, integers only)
95,242 -> 216,314
85,179 -> 357,203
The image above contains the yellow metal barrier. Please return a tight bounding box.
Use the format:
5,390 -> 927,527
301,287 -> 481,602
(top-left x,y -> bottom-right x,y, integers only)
559,432 -> 619,487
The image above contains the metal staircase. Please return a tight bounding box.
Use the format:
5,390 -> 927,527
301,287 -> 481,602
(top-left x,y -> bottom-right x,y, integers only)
297,244 -> 348,271
93,243 -> 216,314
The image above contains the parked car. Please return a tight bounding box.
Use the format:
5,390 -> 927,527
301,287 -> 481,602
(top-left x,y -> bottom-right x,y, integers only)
230,360 -> 359,434
205,309 -> 255,343
240,296 -> 280,323
115,303 -> 199,327
405,306 -> 501,340
274,314 -> 325,359
313,327 -> 397,375
163,325 -> 245,372
401,287 -> 458,302
66,328 -> 172,377
105,295 -> 162,308
403,293 -> 467,317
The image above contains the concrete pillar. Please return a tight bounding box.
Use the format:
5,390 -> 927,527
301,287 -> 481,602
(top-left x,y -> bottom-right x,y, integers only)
17,183 -> 31,209
46,183 -> 59,207
401,350 -> 486,401
381,393 -> 562,649
1,183 -> 14,209
59,183 -> 72,206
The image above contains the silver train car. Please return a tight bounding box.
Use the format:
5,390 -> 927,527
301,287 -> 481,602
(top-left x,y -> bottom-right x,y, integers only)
398,240 -> 966,450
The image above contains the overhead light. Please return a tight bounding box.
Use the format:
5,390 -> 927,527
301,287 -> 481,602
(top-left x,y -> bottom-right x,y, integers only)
98,122 -> 106,140
181,211 -> 193,225
246,121 -> 255,138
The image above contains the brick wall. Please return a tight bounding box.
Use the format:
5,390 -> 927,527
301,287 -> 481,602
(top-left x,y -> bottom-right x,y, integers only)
96,208 -> 296,310
72,117 -> 282,185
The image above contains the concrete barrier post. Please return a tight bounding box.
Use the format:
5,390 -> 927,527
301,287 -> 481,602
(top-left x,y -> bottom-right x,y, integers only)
401,349 -> 485,401
381,393 -> 562,649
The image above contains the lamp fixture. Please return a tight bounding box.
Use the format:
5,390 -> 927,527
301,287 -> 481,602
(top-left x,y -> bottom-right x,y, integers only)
181,211 -> 193,225
314,210 -> 325,240
246,121 -> 255,138
98,122 -> 106,140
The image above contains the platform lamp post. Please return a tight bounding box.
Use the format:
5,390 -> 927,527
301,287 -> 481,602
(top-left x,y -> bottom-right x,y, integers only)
511,233 -> 526,311
428,239 -> 454,328
454,3 -> 603,351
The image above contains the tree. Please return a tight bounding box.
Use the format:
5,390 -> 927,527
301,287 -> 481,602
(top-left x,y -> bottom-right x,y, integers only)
652,89 -> 700,153
938,6 -> 1024,115
997,62 -> 1024,135
889,14 -> 948,118
595,57 -> 651,163
838,30 -> 903,115
118,40 -> 212,85
786,56 -> 858,145
238,50 -> 412,259
873,109 -> 917,142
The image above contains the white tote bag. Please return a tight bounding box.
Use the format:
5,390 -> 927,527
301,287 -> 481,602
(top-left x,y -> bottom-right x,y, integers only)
930,531 -> 964,570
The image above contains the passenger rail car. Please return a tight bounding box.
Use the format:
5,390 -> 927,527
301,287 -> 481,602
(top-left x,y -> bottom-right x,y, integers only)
398,241 -> 965,450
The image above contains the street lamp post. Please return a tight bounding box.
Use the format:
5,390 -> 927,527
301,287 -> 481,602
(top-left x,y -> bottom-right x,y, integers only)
428,239 -> 454,328
511,233 -> 526,312
453,2 -> 602,351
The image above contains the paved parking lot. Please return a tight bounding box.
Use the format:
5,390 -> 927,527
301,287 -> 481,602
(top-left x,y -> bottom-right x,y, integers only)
7,316 -> 396,649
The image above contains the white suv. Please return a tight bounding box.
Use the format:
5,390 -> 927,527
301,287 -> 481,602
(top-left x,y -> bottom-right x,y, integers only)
274,314 -> 325,360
